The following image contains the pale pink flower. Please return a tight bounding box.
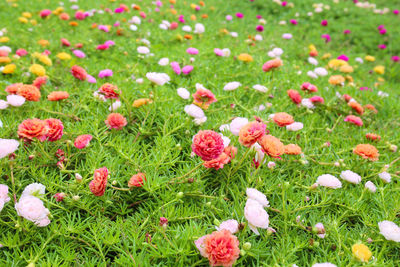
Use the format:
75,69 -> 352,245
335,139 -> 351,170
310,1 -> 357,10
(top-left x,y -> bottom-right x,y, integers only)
378,221 -> 400,242
177,88 -> 190,99
7,95 -> 25,106
21,183 -> 46,197
15,195 -> 50,227
378,172 -> 391,183
312,263 -> 337,267
365,181 -> 376,193
246,188 -> 269,207
73,50 -> 86,58
314,223 -> 326,238
229,117 -> 248,136
194,235 -> 208,257
286,122 -> 303,131
0,139 -> 19,159
216,219 -> 239,234
316,174 -> 342,189
340,170 -> 361,184
0,184 -> 10,212
244,199 -> 269,235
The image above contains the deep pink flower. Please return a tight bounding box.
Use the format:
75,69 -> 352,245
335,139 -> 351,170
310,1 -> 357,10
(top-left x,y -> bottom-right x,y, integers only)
53,193 -> 65,202
301,82 -> 318,93
394,10 -> 399,15
337,54 -> 349,61
45,119 -> 64,142
89,167 -> 108,196
310,96 -> 324,104
256,15 -> 262,19
321,20 -> 328,26
290,19 -> 298,25
344,115 -> 363,126
192,88 -> 217,108
182,65 -> 194,75
236,13 -> 244,18
282,1 -> 288,6
343,29 -> 351,34
16,49 -> 28,56
256,25 -> 264,32
74,135 -> 93,149
61,38 -> 70,47
321,34 -> 331,43
379,29 -> 387,35
391,56 -> 400,62
40,9 -> 52,18
378,44 -> 387,50
115,7 -> 124,13
171,62 -> 181,75
98,69 -> 113,78
192,130 -> 224,161
96,44 -> 109,50
75,11 -> 86,20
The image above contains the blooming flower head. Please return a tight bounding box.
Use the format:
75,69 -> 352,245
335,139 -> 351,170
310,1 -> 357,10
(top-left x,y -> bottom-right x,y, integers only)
21,183 -> 46,197
182,65 -> 194,75
258,135 -> 284,158
273,112 -> 294,127
310,96 -> 324,104
171,61 -> 181,75
44,118 -> 64,141
105,113 -> 127,130
301,82 -> 318,93
216,219 -> 239,234
352,243 -> 372,262
287,89 -> 302,104
98,69 -> 113,78
328,75 -> 345,85
239,121 -> 266,147
262,58 -> 283,72
99,83 -> 119,99
5,83 -> 23,94
192,88 -> 217,109
192,130 -> 224,161
47,91 -> 69,101
17,85 -> 41,101
15,195 -> 50,226
33,76 -> 48,89
128,173 -> 146,187
316,174 -> 342,189
348,101 -> 364,115
353,144 -> 379,161
70,65 -> 87,80
245,198 -> 269,235
284,144 -> 302,155
74,134 -> 93,149
246,188 -> 269,207
365,181 -> 376,193
18,119 -> 48,141
0,139 -> 19,159
237,53 -> 253,62
378,221 -> 400,242
0,184 -> 10,212
89,167 -> 108,196
286,122 -> 303,131
203,152 -> 230,170
344,115 -> 363,126
340,170 -> 361,184
146,72 -> 170,85
186,47 -> 199,55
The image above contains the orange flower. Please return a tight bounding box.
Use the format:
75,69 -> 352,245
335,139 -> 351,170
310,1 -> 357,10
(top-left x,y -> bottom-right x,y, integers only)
366,133 -> 381,141
364,104 -> 378,114
105,113 -> 127,130
17,84 -> 41,101
203,230 -> 240,267
273,112 -> 294,127
287,89 -> 302,104
284,144 -> 302,155
5,83 -> 23,94
128,173 -> 146,188
328,75 -> 345,86
89,167 -> 108,196
353,144 -> 379,161
203,152 -> 230,170
262,58 -> 283,72
258,135 -> 285,158
348,101 -> 364,115
47,91 -> 69,101
184,34 -> 192,39
237,53 -> 253,62
69,21 -> 78,26
201,14 -> 208,19
17,119 -> 48,141
238,121 -> 266,147
132,98 -> 152,108
224,146 -> 237,161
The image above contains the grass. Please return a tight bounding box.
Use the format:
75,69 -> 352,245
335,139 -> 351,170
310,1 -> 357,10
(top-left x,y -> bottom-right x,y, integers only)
0,0 -> 400,266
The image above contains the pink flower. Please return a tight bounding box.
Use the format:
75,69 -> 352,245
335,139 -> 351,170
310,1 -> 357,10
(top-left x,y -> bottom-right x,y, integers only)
246,188 -> 269,207
105,113 -> 127,130
245,199 -> 269,235
97,44 -> 109,50
378,44 -> 387,50
321,20 -> 328,26
192,130 -> 224,161
316,174 -> 342,189
73,50 -> 86,58
314,223 -> 326,238
282,1 -> 288,6
74,135 -> 93,149
105,40 -> 115,47
182,65 -> 194,75
301,82 -> 318,93
16,49 -> 28,56
256,25 -> 264,32
310,96 -> 324,103
53,193 -> 65,202
226,15 -> 233,21
89,167 -> 108,196
98,25 -> 110,32
0,184 -> 10,212
45,119 -> 64,142
98,69 -> 113,78
7,95 -> 25,106
15,196 -> 50,227
75,11 -> 86,20
87,75 -> 97,83
61,38 -> 70,47
337,54 -> 349,61
379,29 -> 387,35
236,12 -> 244,18
343,29 -> 351,34
392,56 -> 400,62
214,48 -> 223,56
344,115 -> 363,126
115,7 -> 124,13
216,219 -> 239,234
186,48 -> 199,55
40,9 -> 52,18
192,88 -> 217,108
394,10 -> 399,15
171,62 -> 181,75
262,58 -> 283,72
321,34 -> 331,43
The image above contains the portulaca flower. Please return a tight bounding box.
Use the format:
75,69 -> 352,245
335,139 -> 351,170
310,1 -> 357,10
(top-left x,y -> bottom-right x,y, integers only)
230,32 -> 238,37
193,116 -> 207,125
146,72 -> 170,85
158,57 -> 169,66
378,172 -> 391,183
378,221 -> 400,242
246,188 -> 269,207
308,57 -> 318,65
130,16 -> 141,24
220,134 -> 231,147
314,223 -> 326,238
312,263 -> 337,267
286,122 -> 303,131
22,183 -> 46,197
229,117 -> 248,136
182,25 -> 192,32
0,139 -> 19,159
184,104 -> 205,118
0,184 -> 10,212
15,195 -> 50,227
268,47 -> 283,58
222,48 -> 231,57
109,100 -> 121,111
340,170 -> 361,184
129,25 -> 138,31
0,100 -> 8,110
301,98 -> 315,109
137,46 -> 150,54
223,81 -> 241,91
365,181 -> 376,193
307,71 -> 318,79
316,174 -> 342,189
314,67 -> 328,76
282,33 -> 293,39
252,84 -> 268,93
216,219 -> 239,234
245,199 -> 269,235
194,23 -> 205,34
7,95 -> 25,107
177,88 -> 190,99
219,124 -> 230,132
254,34 -> 263,41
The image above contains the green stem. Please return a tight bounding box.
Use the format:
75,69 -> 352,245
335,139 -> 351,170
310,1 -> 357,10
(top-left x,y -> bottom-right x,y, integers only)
169,162 -> 203,183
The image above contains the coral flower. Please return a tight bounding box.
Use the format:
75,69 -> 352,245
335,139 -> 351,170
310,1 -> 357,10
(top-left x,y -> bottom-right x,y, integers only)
33,76 -> 48,89
328,75 -> 345,86
287,89 -> 302,104
364,104 -> 378,114
310,96 -> 324,104
74,135 -> 93,149
47,91 -> 69,101
301,82 -> 318,93
17,85 -> 41,101
192,88 -> 217,109
17,119 -> 48,141
44,119 -> 64,142
192,130 -> 224,161
128,173 -> 146,187
258,135 -> 285,158
203,152 -> 230,170
99,83 -> 120,99
273,112 -> 294,127
201,229 -> 240,267
105,113 -> 127,130
89,167 -> 108,196
353,144 -> 379,161
70,65 -> 87,80
343,94 -> 352,102
348,101 -> 364,115
223,146 -> 238,161
284,144 -> 302,155
239,121 -> 266,147
5,83 -> 23,94
344,115 -> 363,126
262,58 -> 283,72
366,133 -> 381,141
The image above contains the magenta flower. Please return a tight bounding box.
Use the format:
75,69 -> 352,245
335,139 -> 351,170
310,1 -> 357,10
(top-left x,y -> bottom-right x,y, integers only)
179,15 -> 185,23
171,62 -> 181,75
256,15 -> 262,19
97,44 -> 109,50
379,29 -> 387,35
377,25 -> 385,30
378,44 -> 387,50
40,9 -> 52,18
186,48 -> 199,55
282,1 -> 288,6
391,56 -> 400,62
236,13 -> 244,18
321,20 -> 328,26
75,11 -> 86,20
115,7 -> 124,13
73,50 -> 86,58
256,25 -> 264,32
290,19 -> 298,25
98,25 -> 109,32
182,65 -> 194,75
98,69 -> 113,78
310,96 -> 324,104
337,54 -> 349,61
321,34 -> 331,43
104,40 -> 115,47
394,10 -> 399,15
359,87 -> 371,91
343,29 -> 351,34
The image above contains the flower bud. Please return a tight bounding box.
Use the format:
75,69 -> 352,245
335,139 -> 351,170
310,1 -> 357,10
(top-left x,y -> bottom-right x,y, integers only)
176,192 -> 184,199
72,195 -> 80,201
75,173 -> 82,183
243,242 -> 251,250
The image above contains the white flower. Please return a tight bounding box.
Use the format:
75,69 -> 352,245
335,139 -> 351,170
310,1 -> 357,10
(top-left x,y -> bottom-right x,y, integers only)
15,196 -> 50,227
158,57 -> 169,66
194,23 -> 205,34
195,83 -> 207,90
312,263 -> 337,267
129,25 -> 138,31
301,98 -> 315,109
340,170 -> 361,184
177,88 -> 190,99
246,188 -> 269,207
314,67 -> 328,76
137,46 -> 150,54
0,184 -> 10,212
7,95 -> 25,106
161,20 -> 171,28
378,221 -> 400,242
230,32 -> 238,37
222,48 -> 231,57
307,71 -> 318,79
22,183 -> 46,197
378,172 -> 391,183
377,91 -> 389,98
159,23 -> 168,30
308,57 -> 318,65
184,104 -> 205,118
219,124 -> 230,132
254,34 -> 263,41
286,122 -> 303,131
216,219 -> 239,234
355,57 -> 364,64
282,33 -> 293,39
0,100 -> 8,110
0,119 -> 2,128
244,199 -> 269,235
365,181 -> 376,193
136,78 -> 143,84
252,84 -> 268,93
229,117 -> 248,136
193,116 -> 207,125
0,139 -> 19,159
109,100 -> 121,111
182,25 -> 192,32
0,46 -> 11,53
130,16 -> 141,25
268,48 -> 283,58
252,143 -> 265,166
146,72 -> 170,85
316,174 -> 342,189
223,81 -> 241,91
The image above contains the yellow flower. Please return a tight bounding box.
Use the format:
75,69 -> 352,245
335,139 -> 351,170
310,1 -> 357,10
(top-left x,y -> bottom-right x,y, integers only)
53,7 -> 64,15
352,243 -> 372,262
0,37 -> 10,43
308,44 -> 317,52
2,64 -> 16,74
238,53 -> 253,62
190,3 -> 197,9
29,64 -> 46,76
18,17 -> 28,23
378,77 -> 385,82
0,57 -> 11,64
22,12 -> 32,18
328,59 -> 348,69
38,39 -> 50,47
328,75 -> 345,85
322,53 -> 331,59
365,55 -> 375,62
339,65 -> 353,73
133,98 -> 152,108
57,52 -> 71,60
30,20 -> 37,26
373,65 -> 385,75
39,55 -> 52,66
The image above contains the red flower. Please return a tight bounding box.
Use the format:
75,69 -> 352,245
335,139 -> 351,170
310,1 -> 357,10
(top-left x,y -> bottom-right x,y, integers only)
366,133 -> 381,141
45,118 -> 64,142
61,38 -> 70,47
99,83 -> 119,99
344,115 -> 363,126
349,101 -> 364,115
239,121 -> 266,147
192,88 -> 217,109
301,82 -> 318,93
287,89 -> 302,104
191,130 -> 224,161
74,134 -> 93,149
5,83 -> 23,94
17,119 -> 48,141
89,167 -> 108,196
128,173 -> 146,187
204,230 -> 240,267
47,91 -> 69,101
70,65 -> 87,80
203,153 -> 230,170
105,113 -> 127,130
33,76 -> 48,89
